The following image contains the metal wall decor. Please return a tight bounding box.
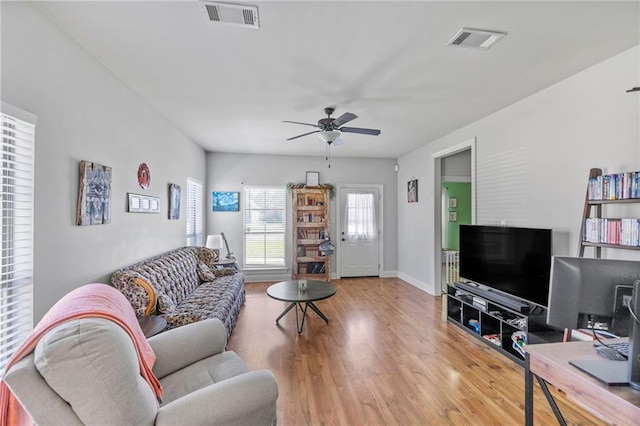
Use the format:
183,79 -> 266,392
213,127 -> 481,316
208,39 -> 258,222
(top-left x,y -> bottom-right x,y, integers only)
137,163 -> 151,189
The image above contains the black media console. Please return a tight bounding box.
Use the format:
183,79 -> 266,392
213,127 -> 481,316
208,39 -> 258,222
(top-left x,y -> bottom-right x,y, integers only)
446,282 -> 563,365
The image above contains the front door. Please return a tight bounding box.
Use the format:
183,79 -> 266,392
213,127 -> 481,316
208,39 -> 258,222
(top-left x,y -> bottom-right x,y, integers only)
339,187 -> 380,277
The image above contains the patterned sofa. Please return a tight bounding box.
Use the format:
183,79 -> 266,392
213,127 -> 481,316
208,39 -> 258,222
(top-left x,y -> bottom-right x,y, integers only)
110,246 -> 245,336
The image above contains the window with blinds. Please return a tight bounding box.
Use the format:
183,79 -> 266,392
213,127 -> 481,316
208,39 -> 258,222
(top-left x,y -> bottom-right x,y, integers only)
186,178 -> 203,246
1,111 -> 35,373
243,186 -> 286,267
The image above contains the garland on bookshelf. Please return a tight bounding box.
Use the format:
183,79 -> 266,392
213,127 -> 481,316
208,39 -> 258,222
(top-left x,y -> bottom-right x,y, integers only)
583,218 -> 640,247
287,182 -> 335,199
588,171 -> 640,200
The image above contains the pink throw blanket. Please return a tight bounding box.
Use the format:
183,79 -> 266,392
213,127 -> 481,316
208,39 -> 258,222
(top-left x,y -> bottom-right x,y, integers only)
0,283 -> 163,426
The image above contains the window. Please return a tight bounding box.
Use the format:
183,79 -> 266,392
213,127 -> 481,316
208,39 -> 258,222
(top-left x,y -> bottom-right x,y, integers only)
1,109 -> 35,373
243,186 -> 286,267
345,192 -> 377,240
186,178 -> 203,246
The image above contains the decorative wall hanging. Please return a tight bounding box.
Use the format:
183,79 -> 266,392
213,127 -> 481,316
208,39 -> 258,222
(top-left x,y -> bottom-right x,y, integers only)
77,160 -> 112,226
212,191 -> 239,212
168,183 -> 181,220
448,197 -> 458,208
408,178 -> 418,203
137,163 -> 150,189
449,211 -> 458,222
128,193 -> 160,213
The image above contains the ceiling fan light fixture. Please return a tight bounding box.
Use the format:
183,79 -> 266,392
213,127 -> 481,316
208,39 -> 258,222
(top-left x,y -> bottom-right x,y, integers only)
318,131 -> 340,143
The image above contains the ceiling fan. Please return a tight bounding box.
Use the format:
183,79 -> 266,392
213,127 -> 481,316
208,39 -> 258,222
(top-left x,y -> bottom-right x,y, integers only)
283,107 -> 381,146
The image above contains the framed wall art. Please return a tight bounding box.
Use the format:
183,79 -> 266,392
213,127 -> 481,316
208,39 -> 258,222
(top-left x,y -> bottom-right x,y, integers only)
448,197 -> 458,208
128,193 -> 160,214
212,191 -> 239,212
407,178 -> 418,203
168,183 -> 181,220
306,171 -> 319,187
77,160 -> 112,226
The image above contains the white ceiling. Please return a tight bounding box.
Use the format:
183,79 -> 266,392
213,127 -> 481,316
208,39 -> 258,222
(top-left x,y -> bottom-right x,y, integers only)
35,1 -> 640,159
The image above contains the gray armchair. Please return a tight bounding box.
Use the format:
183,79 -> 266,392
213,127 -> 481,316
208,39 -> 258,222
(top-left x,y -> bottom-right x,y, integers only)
4,317 -> 278,425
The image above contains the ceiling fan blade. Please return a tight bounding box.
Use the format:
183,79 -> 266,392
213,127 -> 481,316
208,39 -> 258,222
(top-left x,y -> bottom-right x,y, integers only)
339,126 -> 381,136
286,130 -> 322,141
330,112 -> 357,128
283,120 -> 320,128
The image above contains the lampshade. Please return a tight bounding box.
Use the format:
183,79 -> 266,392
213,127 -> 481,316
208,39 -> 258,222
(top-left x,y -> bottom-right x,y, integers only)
205,234 -> 223,250
318,131 -> 340,143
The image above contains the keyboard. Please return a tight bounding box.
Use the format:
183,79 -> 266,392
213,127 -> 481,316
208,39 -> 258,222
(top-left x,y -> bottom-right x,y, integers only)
595,341 -> 629,357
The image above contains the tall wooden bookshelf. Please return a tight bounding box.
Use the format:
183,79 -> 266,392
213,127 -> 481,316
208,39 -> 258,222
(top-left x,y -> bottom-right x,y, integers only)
579,167 -> 640,257
292,187 -> 331,282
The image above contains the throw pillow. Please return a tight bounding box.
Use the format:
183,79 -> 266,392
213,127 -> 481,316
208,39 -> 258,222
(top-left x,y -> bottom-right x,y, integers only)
197,262 -> 217,282
213,267 -> 236,277
156,292 -> 176,313
197,247 -> 218,268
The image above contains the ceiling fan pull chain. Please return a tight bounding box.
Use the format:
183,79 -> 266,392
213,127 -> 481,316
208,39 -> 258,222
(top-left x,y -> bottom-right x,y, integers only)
326,143 -> 331,168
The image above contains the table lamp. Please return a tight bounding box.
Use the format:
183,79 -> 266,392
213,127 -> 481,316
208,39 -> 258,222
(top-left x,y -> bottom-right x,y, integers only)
206,234 -> 224,259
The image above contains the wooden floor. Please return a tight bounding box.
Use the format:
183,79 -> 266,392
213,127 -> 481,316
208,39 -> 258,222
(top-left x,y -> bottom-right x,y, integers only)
227,277 -> 605,425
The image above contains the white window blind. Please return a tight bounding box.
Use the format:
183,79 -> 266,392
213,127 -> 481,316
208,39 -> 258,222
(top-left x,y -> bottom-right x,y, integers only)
1,111 -> 35,373
243,186 -> 286,267
186,178 -> 203,246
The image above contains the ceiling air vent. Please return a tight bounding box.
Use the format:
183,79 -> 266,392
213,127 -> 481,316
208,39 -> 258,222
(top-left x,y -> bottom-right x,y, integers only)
447,28 -> 506,50
202,1 -> 260,29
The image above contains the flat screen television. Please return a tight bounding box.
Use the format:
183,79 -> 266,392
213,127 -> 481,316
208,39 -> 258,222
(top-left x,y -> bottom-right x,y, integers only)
459,225 -> 552,308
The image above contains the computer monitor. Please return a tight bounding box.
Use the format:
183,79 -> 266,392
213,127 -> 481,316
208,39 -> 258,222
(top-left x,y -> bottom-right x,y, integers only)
547,256 -> 640,336
547,256 -> 640,389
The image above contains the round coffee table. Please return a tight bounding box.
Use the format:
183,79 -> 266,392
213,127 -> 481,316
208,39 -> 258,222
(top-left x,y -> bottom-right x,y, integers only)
267,280 -> 337,333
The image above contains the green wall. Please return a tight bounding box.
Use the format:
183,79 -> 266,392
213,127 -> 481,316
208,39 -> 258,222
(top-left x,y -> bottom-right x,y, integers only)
442,182 -> 471,250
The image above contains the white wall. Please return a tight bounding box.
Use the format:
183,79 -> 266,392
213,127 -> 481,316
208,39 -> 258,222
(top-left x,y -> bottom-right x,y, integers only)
398,45 -> 640,295
1,3 -> 206,321
206,153 -> 398,281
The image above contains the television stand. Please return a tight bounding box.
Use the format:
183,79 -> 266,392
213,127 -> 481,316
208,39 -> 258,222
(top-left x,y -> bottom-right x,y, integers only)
446,282 -> 562,365
454,281 -> 529,313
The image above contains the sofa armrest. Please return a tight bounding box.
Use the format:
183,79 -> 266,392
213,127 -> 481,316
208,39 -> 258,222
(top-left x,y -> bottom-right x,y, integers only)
155,369 -> 278,426
149,318 -> 227,379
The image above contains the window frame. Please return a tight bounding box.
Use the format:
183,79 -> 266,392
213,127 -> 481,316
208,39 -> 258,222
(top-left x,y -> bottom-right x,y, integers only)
186,178 -> 203,246
242,185 -> 287,269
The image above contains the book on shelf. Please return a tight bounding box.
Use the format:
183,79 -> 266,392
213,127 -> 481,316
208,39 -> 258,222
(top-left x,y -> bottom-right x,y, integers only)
583,217 -> 640,246
588,171 -> 640,201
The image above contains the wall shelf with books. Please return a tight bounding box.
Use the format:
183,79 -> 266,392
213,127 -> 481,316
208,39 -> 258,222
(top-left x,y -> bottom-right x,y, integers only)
292,187 -> 331,282
579,168 -> 640,257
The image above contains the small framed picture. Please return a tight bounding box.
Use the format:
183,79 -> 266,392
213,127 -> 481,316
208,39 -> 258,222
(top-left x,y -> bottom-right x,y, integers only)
408,179 -> 418,203
448,198 -> 458,208
128,193 -> 160,214
168,183 -> 181,220
449,211 -> 458,222
306,171 -> 319,187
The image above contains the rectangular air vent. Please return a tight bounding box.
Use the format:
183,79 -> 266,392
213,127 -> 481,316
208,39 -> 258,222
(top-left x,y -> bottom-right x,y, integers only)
202,1 -> 260,29
447,28 -> 506,50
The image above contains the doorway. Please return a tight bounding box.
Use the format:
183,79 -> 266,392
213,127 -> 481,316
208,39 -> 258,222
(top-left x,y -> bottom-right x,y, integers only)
432,138 -> 476,296
335,184 -> 383,278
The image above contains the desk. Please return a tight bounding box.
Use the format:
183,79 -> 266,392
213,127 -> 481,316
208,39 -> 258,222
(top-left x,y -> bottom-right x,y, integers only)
267,280 -> 336,333
525,340 -> 640,425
